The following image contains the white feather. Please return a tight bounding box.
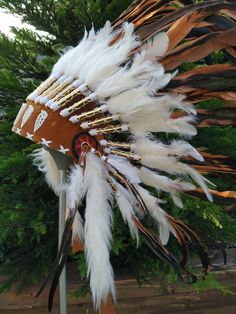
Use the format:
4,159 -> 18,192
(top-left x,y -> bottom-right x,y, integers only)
143,32 -> 169,60
95,60 -> 165,99
140,154 -> 212,202
93,32 -> 169,99
115,183 -> 139,243
52,28 -> 95,77
133,136 -> 203,161
78,22 -> 139,90
129,112 -> 196,136
135,185 -> 172,245
169,140 -> 204,161
67,163 -> 85,208
108,90 -> 195,116
72,210 -> 84,243
139,167 -> 195,208
106,88 -> 196,136
67,164 -> 86,244
107,155 -> 140,184
83,153 -> 115,309
31,148 -> 61,195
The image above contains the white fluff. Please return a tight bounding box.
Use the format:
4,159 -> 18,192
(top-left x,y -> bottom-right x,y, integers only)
94,60 -> 165,99
67,163 -> 85,208
107,155 -> 140,184
77,22 -> 139,90
129,112 -> 196,135
169,140 -> 204,161
133,137 -> 203,161
66,164 -> 87,244
31,148 -> 61,196
135,185 -> 173,245
94,31 -> 170,98
106,87 -> 196,136
72,210 -> 84,243
52,27 -> 95,77
140,154 -> 212,202
89,32 -> 170,101
139,167 -> 195,208
132,136 -> 211,202
142,32 -> 169,60
115,183 -> 139,243
70,21 -> 114,81
83,153 -> 115,309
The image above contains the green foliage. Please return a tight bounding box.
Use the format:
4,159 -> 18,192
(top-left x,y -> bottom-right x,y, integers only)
0,0 -> 235,296
192,272 -> 236,295
0,0 -> 130,45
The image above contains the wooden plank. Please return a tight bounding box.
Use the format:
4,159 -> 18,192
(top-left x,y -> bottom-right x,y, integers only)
0,250 -> 236,313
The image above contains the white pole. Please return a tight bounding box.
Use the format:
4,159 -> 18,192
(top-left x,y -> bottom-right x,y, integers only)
58,170 -> 68,314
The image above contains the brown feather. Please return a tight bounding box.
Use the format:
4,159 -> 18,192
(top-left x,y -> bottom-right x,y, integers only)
162,29 -> 236,70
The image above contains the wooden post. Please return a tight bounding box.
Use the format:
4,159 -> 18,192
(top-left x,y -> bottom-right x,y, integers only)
99,299 -> 116,314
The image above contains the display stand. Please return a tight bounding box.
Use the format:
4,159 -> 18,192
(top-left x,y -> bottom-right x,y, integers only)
47,148 -> 71,314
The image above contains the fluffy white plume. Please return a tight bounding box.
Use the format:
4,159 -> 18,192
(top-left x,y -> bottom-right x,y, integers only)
139,167 -> 195,208
52,47 -> 75,76
94,32 -> 169,98
115,182 -> 139,243
140,154 -> 212,202
135,185 -> 173,245
107,155 -> 140,184
67,163 -> 85,208
52,27 -> 96,77
129,111 -> 196,135
71,22 -> 114,81
31,148 -> 61,195
67,164 -> 86,244
106,86 -> 196,136
72,210 -> 84,243
133,137 -> 203,161
95,60 -> 165,99
132,136 -> 210,201
77,22 -> 140,90
169,140 -> 204,161
83,153 -> 115,309
142,32 -> 169,60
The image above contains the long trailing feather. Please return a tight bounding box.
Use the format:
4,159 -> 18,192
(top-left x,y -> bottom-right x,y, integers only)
115,182 -> 139,243
83,152 -> 115,309
140,152 -> 213,202
132,136 -> 203,161
67,163 -> 85,208
134,184 -> 173,245
31,148 -> 61,196
131,136 -> 212,199
72,210 -> 84,244
66,163 -> 85,245
139,166 -> 195,208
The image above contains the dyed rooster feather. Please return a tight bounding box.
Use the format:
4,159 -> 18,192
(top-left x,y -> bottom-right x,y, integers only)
12,0 -> 236,312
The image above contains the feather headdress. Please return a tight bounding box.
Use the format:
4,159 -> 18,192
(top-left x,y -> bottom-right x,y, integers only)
13,0 -> 236,312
